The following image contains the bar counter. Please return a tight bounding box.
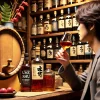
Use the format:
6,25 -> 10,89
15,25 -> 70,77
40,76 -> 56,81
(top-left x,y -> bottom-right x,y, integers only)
1,83 -> 82,100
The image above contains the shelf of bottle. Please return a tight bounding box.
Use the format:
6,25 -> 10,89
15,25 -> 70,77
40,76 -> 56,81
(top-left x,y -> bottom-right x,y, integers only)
16,29 -> 27,33
43,59 -> 92,63
30,31 -> 78,39
30,0 -> 91,17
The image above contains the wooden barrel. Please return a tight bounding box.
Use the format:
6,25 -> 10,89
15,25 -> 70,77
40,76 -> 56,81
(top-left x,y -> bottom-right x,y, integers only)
0,26 -> 25,79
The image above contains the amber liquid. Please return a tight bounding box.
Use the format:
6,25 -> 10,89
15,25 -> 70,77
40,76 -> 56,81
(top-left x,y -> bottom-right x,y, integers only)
60,41 -> 72,50
43,75 -> 55,91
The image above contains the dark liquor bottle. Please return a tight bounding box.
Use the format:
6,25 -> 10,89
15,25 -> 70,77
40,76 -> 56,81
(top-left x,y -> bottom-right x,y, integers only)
31,47 -> 44,92
77,40 -> 85,59
31,17 -> 37,35
58,9 -> 65,32
54,37 -> 60,59
72,6 -> 79,31
43,64 -> 55,91
47,38 -> 54,59
20,53 -> 31,92
37,15 -> 44,35
44,0 -> 52,10
70,35 -> 77,59
37,0 -> 43,11
31,0 -> 37,13
31,40 -> 36,60
52,0 -> 59,8
84,41 -> 92,59
60,0 -> 67,6
44,14 -> 52,34
40,39 -> 47,60
52,11 -> 58,32
68,0 -> 76,4
65,8 -> 72,31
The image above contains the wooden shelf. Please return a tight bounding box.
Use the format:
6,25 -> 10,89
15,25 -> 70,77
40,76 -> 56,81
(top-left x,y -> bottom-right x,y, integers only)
43,59 -> 92,63
30,0 -> 91,17
30,31 -> 78,39
16,29 -> 26,33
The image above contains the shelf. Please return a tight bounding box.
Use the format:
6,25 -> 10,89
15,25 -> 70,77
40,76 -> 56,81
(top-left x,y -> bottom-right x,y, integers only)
30,31 -> 78,39
30,0 -> 91,17
16,29 -> 26,33
43,59 -> 92,63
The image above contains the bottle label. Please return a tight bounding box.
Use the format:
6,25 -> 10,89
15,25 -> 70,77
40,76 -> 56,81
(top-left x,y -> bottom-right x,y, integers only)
52,21 -> 58,31
31,3 -> 37,12
31,50 -> 36,58
65,19 -> 72,28
32,64 -> 44,80
60,0 -> 67,5
70,46 -> 77,56
47,49 -> 53,58
73,17 -> 79,27
77,45 -> 84,55
44,24 -> 52,32
21,70 -> 31,86
31,27 -> 37,35
44,0 -> 52,8
37,25 -> 44,34
85,44 -> 92,55
41,50 -> 46,57
37,2 -> 43,11
58,20 -> 64,29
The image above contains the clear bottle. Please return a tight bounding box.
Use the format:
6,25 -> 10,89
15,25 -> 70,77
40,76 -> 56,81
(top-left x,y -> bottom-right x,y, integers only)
44,0 -> 52,10
65,8 -> 72,31
44,14 -> 52,34
31,46 -> 44,92
31,17 -> 37,35
37,15 -> 44,35
43,64 -> 55,91
58,9 -> 65,32
47,38 -> 54,59
52,0 -> 59,8
20,53 -> 31,92
68,0 -> 76,4
52,11 -> 58,32
31,0 -> 37,13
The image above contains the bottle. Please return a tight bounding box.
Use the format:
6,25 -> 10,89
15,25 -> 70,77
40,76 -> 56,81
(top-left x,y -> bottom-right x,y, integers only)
31,0 -> 37,13
31,40 -> 36,60
68,0 -> 76,4
31,17 -> 37,35
40,39 -> 47,60
31,46 -> 44,92
44,14 -> 52,34
58,9 -> 65,32
20,53 -> 31,92
43,64 -> 55,91
70,35 -> 77,60
22,17 -> 26,30
78,64 -> 83,75
44,0 -> 52,10
84,41 -> 92,59
76,0 -> 83,3
65,8 -> 72,31
37,15 -> 44,35
47,38 -> 54,59
77,40 -> 85,59
54,37 -> 60,59
52,0 -> 59,8
52,11 -> 58,32
37,0 -> 43,11
60,0 -> 67,6
72,6 -> 79,31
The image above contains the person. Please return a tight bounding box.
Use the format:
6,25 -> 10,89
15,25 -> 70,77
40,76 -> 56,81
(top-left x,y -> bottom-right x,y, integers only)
55,1 -> 100,100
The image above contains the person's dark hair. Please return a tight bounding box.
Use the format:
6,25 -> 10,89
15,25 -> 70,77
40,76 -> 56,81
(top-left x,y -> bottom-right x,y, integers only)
76,0 -> 100,41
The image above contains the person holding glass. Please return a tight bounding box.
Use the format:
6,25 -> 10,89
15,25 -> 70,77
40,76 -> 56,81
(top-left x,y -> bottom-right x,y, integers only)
55,1 -> 100,100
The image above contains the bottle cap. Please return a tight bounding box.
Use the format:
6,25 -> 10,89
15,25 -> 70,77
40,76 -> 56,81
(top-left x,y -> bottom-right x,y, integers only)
40,15 -> 43,19
46,64 -> 52,69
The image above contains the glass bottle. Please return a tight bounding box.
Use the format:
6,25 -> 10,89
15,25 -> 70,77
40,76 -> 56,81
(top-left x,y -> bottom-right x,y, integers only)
52,0 -> 59,8
20,53 -> 31,92
65,8 -> 72,31
70,34 -> 77,60
78,64 -> 83,75
31,46 -> 44,92
52,11 -> 58,32
37,15 -> 44,35
60,0 -> 67,6
44,14 -> 52,34
40,39 -> 47,60
72,6 -> 79,31
47,38 -> 54,59
44,0 -> 52,10
31,40 -> 36,60
31,17 -> 37,36
37,0 -> 43,11
31,0 -> 37,13
43,64 -> 55,91
58,9 -> 65,32
68,0 -> 76,4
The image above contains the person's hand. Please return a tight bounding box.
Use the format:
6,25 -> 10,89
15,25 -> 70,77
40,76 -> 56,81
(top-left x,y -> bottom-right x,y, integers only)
55,48 -> 70,69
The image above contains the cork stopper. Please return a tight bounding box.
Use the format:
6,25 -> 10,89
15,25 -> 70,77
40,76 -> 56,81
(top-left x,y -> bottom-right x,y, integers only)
46,64 -> 52,69
40,15 -> 43,19
54,11 -> 57,15
47,14 -> 50,19
61,9 -> 64,14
